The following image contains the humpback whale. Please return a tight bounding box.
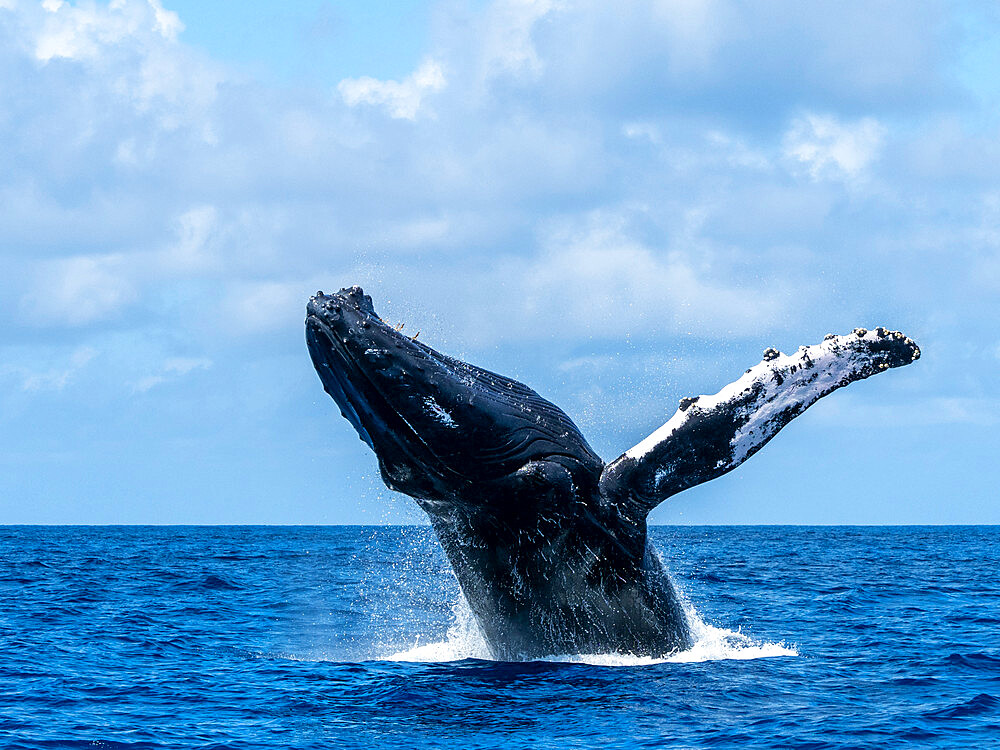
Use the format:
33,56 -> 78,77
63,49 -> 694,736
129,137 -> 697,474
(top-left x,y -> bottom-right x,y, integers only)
306,286 -> 919,659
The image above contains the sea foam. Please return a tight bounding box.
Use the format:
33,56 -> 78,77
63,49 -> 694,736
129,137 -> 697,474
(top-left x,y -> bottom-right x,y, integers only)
387,595 -> 797,666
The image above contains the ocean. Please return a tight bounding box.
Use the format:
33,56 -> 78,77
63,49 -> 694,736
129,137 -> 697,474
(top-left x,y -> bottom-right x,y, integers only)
1,525 -> 998,748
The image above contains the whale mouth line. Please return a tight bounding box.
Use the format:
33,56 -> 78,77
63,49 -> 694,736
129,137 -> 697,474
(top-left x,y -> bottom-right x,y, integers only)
306,315 -> 379,447
306,312 -> 459,480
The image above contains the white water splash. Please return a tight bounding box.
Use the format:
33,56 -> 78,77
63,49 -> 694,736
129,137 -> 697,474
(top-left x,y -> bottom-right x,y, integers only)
389,597 -> 493,661
387,596 -> 797,666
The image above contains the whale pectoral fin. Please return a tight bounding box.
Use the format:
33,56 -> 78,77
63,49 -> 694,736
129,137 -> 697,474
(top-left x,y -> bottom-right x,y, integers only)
598,328 -> 920,515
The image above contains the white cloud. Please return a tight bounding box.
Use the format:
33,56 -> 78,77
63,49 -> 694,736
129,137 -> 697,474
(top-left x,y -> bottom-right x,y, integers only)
12,346 -> 98,392
478,0 -> 561,78
216,281 -> 306,334
515,215 -> 783,338
338,58 -> 446,120
521,0 -> 954,118
34,2 -> 128,61
0,6 -> 991,400
783,113 -> 886,181
33,0 -> 179,62
161,205 -> 219,272
24,254 -> 138,326
365,211 -> 788,348
148,0 -> 182,41
23,0 -> 220,139
622,121 -> 662,145
164,356 -> 212,375
132,356 -> 211,393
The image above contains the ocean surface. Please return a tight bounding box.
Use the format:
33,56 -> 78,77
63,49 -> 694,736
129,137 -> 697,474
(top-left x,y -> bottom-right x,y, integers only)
1,526 -> 998,749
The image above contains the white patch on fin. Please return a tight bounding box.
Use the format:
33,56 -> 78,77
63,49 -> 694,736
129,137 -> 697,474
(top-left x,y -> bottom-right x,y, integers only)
624,328 -> 916,462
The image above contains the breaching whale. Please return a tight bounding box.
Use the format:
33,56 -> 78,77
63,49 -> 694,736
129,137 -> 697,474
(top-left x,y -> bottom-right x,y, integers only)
306,286 -> 919,659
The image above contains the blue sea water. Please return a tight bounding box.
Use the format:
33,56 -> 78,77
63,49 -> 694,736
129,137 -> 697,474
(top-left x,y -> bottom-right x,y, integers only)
1,526 -> 998,749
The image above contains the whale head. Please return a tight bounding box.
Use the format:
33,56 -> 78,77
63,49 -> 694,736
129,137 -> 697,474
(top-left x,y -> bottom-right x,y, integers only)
306,287 -> 603,510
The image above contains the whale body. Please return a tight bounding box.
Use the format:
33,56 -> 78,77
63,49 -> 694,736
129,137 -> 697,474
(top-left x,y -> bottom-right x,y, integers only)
306,286 -> 919,659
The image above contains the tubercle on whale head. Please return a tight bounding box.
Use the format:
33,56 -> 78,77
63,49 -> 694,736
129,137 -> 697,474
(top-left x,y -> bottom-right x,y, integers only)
305,286 -> 604,511
307,286 -> 376,327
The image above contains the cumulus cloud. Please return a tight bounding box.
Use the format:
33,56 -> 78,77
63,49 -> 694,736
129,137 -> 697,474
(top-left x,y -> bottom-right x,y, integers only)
338,58 -> 446,119
148,0 -> 182,40
783,113 -> 886,180
35,0 -> 149,62
24,254 -> 138,326
13,0 -> 220,148
33,0 -> 181,58
516,214 -> 782,337
478,0 -> 560,78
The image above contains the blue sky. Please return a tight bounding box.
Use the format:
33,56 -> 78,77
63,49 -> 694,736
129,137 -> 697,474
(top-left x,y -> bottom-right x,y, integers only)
1,0 -> 998,524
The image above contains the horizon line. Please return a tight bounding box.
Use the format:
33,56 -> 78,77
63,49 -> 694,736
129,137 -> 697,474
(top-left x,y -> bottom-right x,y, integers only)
2,522 -> 998,528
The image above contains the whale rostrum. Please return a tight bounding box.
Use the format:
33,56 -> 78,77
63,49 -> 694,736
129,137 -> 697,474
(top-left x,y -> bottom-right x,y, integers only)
306,286 -> 920,659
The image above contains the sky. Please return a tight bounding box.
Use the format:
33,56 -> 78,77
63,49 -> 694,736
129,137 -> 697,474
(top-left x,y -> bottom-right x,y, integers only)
1,0 -> 998,524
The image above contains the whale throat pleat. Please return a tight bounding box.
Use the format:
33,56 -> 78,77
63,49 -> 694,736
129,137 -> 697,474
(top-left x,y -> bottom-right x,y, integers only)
423,343 -> 604,470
